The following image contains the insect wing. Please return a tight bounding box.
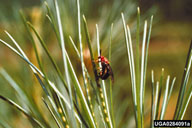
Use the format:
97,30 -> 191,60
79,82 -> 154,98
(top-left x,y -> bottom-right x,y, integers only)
107,64 -> 114,83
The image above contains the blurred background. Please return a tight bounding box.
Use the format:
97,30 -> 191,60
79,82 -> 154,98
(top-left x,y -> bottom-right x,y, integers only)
0,0 -> 191,127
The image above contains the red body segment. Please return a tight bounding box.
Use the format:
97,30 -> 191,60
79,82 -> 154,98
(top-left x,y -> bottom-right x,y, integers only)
99,56 -> 110,64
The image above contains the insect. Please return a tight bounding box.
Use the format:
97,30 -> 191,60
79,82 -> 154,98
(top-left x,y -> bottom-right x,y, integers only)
96,50 -> 114,83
